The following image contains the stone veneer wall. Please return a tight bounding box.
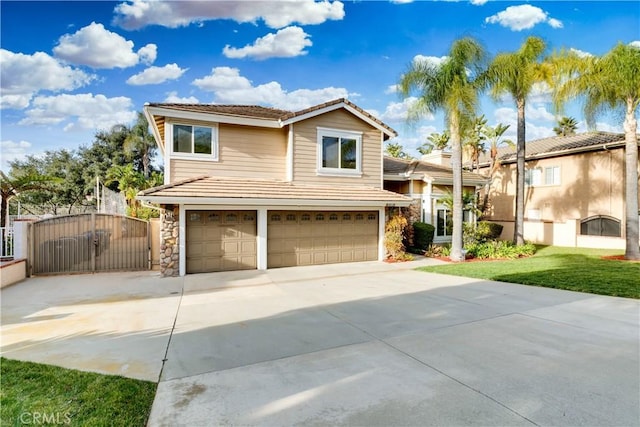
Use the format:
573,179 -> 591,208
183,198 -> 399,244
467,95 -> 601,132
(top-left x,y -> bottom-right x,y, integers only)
160,205 -> 179,277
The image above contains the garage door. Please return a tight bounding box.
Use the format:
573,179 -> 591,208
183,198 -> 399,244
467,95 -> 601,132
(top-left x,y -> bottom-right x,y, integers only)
186,210 -> 257,273
268,211 -> 378,268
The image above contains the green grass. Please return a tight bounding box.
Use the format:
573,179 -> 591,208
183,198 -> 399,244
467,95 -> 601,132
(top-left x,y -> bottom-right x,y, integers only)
0,358 -> 157,427
418,246 -> 640,299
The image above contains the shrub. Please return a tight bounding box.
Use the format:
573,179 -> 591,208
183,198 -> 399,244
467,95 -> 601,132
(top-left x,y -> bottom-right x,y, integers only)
463,221 -> 504,245
412,222 -> 435,252
384,215 -> 414,261
465,241 -> 536,259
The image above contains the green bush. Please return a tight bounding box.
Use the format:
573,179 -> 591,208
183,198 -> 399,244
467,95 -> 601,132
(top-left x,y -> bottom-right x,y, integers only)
464,221 -> 504,244
465,241 -> 536,259
413,222 -> 435,251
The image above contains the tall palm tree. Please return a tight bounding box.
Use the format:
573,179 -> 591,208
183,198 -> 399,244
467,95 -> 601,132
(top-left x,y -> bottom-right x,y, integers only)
553,116 -> 579,136
400,37 -> 486,261
553,43 -> 640,260
482,36 -> 550,245
124,112 -> 157,179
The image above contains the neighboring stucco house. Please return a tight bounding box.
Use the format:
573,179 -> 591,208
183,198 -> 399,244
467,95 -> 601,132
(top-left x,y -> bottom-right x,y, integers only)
383,155 -> 487,243
477,131 -> 640,249
137,98 -> 411,276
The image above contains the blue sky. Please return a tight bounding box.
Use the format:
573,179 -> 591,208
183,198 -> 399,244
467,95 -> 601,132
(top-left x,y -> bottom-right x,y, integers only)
1,0 -> 639,170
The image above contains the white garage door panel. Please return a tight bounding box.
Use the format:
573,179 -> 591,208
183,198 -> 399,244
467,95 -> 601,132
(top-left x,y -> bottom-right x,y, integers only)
267,210 -> 378,268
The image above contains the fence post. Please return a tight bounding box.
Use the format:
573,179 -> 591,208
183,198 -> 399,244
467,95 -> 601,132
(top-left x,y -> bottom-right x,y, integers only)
13,221 -> 29,259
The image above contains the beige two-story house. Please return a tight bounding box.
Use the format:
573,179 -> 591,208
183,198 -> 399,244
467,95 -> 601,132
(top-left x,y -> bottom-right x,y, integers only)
138,98 -> 411,276
478,131 -> 640,249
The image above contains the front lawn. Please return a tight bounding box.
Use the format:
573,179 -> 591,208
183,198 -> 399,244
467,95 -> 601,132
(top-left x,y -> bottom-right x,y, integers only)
418,246 -> 639,299
0,358 -> 156,426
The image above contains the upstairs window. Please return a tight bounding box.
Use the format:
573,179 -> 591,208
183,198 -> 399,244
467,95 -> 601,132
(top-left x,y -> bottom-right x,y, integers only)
317,128 -> 362,176
171,123 -> 218,159
525,166 -> 560,186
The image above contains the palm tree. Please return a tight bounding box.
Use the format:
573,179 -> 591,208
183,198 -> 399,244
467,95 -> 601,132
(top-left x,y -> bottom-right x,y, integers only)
482,123 -> 514,176
385,142 -> 412,159
124,112 -> 157,179
419,131 -> 450,155
480,123 -> 514,215
400,37 -> 486,261
553,116 -> 579,136
482,36 -> 550,246
553,43 -> 640,260
463,114 -> 487,173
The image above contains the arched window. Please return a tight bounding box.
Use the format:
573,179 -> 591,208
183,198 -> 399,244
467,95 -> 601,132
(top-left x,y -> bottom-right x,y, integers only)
580,216 -> 621,237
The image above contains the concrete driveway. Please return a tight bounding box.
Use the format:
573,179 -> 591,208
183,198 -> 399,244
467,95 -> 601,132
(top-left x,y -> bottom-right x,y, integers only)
2,260 -> 639,426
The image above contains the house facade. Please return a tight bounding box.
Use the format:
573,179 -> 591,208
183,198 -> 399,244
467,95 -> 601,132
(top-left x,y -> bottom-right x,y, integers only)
478,131 -> 640,249
383,155 -> 487,244
138,99 -> 411,276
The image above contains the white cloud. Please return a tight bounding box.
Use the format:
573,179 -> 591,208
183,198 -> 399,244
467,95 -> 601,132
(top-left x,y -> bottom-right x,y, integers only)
470,0 -> 488,5
53,22 -> 157,69
19,93 -> 136,131
595,121 -> 623,133
485,5 -> 563,31
163,92 -> 199,104
390,0 -> 414,4
223,26 -> 312,60
385,85 -> 399,95
526,105 -> 555,122
137,44 -> 157,65
0,140 -> 32,170
192,67 -> 350,111
126,63 -> 187,85
391,125 -> 439,158
0,49 -> 94,109
377,97 -> 434,123
629,41 -> 640,49
570,48 -> 593,58
413,55 -> 448,67
113,0 -> 345,30
492,106 -> 554,141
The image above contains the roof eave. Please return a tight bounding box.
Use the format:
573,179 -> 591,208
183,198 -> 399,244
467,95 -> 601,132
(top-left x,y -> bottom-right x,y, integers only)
136,195 -> 412,207
145,106 -> 282,128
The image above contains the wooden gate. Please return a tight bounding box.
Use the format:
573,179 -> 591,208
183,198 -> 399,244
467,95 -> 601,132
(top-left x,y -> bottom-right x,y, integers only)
30,214 -> 150,275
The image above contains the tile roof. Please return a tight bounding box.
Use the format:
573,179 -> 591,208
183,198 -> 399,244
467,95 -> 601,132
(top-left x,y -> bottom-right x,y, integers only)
384,156 -> 488,185
145,103 -> 290,120
146,98 -> 397,137
478,131 -> 627,165
138,176 -> 412,205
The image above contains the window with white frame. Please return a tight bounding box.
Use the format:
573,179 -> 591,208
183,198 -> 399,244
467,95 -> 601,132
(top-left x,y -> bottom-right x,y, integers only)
525,168 -> 542,186
545,166 -> 560,185
317,128 -> 362,175
171,123 -> 218,159
435,206 -> 475,237
526,166 -> 560,186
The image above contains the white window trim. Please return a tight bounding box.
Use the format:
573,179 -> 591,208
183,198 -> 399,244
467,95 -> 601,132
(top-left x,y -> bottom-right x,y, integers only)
167,121 -> 219,161
316,127 -> 363,177
526,166 -> 561,187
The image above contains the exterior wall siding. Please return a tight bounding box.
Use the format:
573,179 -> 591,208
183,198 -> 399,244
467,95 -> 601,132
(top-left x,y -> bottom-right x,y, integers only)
169,122 -> 287,183
292,109 -> 382,188
485,148 -> 638,224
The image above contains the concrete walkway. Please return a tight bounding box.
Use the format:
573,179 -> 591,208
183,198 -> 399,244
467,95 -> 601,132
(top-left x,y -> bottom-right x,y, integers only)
2,259 -> 639,426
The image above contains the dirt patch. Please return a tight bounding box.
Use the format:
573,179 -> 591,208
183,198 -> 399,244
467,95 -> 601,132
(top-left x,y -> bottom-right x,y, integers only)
601,255 -> 640,263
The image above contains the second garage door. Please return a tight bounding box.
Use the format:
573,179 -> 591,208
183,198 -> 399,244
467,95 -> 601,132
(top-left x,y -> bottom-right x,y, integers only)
186,210 -> 257,273
267,210 -> 378,268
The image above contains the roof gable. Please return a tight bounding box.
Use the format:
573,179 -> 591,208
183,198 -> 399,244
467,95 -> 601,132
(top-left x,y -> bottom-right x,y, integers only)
383,156 -> 487,186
